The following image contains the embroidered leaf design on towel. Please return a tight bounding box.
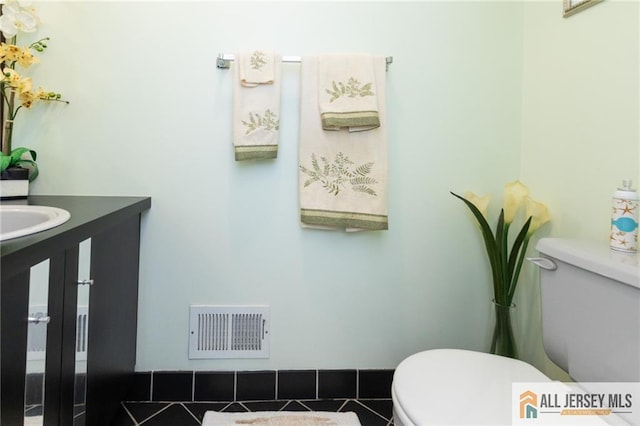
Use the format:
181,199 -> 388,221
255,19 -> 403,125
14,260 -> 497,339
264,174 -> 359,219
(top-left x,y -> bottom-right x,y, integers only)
325,77 -> 375,103
242,110 -> 279,134
299,152 -> 378,196
250,51 -> 267,70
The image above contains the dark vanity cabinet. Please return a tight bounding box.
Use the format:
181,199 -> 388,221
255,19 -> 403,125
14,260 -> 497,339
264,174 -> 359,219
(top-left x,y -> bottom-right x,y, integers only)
1,196 -> 151,426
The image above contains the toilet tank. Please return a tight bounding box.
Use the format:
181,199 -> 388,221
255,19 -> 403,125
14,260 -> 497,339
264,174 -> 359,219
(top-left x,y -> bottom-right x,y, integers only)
535,238 -> 640,382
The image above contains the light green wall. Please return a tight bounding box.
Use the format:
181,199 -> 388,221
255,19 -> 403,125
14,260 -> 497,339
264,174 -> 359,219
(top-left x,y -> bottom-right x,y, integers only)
518,0 -> 639,379
521,0 -> 639,240
18,1 -> 637,374
22,1 -> 523,371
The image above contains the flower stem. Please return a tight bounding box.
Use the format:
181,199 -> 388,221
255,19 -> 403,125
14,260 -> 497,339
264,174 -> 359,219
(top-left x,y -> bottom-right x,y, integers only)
491,300 -> 518,358
501,222 -> 510,303
1,88 -> 16,155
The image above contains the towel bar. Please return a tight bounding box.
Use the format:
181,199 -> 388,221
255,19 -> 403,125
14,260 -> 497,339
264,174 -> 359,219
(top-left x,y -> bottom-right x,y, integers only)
217,53 -> 393,71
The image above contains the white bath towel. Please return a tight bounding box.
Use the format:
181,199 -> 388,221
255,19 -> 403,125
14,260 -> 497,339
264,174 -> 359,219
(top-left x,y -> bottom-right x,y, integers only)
318,54 -> 380,132
233,51 -> 282,160
299,55 -> 388,231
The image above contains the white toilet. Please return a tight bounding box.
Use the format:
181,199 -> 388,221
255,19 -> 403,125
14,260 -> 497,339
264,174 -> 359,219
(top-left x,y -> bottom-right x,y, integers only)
392,238 -> 640,425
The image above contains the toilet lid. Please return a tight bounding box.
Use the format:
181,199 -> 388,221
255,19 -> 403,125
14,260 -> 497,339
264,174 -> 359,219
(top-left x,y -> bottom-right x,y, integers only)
392,349 -> 551,425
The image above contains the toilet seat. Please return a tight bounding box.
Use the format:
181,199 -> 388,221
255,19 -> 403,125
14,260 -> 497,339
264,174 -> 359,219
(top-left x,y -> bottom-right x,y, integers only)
392,349 -> 551,425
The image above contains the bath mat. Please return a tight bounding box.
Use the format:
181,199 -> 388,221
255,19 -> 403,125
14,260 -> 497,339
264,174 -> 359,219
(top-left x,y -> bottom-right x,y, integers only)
202,410 -> 361,426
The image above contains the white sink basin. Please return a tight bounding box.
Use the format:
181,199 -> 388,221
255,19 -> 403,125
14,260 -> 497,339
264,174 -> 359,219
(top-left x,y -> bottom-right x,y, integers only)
0,205 -> 71,241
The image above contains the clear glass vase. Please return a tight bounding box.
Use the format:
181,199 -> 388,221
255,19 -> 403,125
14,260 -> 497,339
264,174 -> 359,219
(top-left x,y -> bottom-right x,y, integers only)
489,299 -> 519,359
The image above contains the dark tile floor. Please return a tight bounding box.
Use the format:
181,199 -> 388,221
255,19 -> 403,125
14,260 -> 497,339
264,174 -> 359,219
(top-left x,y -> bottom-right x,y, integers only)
111,398 -> 394,425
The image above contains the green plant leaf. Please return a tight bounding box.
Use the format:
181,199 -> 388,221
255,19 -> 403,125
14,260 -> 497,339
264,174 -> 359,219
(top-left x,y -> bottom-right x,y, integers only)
10,147 -> 32,163
495,210 -> 508,303
451,192 -> 501,297
14,159 -> 38,182
507,216 -> 532,279
1,148 -> 38,181
506,217 -> 532,303
0,154 -> 11,172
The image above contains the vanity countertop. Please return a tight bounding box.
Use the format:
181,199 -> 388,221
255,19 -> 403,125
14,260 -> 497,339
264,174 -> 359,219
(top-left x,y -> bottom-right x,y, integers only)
1,195 -> 151,280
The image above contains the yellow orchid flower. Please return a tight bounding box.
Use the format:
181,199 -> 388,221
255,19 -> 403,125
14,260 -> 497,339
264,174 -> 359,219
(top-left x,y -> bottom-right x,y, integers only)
19,88 -> 39,108
463,191 -> 491,220
0,43 -> 20,63
525,197 -> 550,236
0,44 -> 38,68
0,1 -> 67,177
2,67 -> 32,94
2,66 -> 19,82
16,46 -> 39,68
503,180 -> 529,224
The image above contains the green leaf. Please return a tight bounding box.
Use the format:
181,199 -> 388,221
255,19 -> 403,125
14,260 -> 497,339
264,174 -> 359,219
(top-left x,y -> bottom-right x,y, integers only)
2,148 -> 38,181
10,147 -> 33,163
14,159 -> 39,182
0,154 -> 11,172
507,216 -> 532,279
495,210 -> 508,303
506,217 -> 532,303
451,192 -> 501,296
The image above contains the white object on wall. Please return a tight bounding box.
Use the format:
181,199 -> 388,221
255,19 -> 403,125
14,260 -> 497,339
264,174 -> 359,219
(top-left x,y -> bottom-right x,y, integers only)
189,305 -> 270,359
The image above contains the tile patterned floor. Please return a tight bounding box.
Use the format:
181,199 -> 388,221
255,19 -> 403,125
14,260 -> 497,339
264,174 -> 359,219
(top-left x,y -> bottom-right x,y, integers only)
112,399 -> 394,425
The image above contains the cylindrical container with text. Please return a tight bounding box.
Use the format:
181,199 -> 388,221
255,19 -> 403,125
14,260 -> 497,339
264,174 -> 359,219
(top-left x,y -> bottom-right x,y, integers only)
610,180 -> 639,253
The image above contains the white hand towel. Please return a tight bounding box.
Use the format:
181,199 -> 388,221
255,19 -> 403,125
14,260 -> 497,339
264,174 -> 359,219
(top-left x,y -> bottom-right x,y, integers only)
233,52 -> 282,161
318,53 -> 380,132
240,50 -> 275,87
299,55 -> 388,231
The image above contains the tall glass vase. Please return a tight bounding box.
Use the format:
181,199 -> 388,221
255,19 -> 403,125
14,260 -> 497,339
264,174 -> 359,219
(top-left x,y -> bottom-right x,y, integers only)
490,299 -> 519,359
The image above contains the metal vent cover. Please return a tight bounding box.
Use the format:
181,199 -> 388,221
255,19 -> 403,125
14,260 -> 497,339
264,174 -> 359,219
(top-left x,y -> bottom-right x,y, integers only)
189,305 -> 270,359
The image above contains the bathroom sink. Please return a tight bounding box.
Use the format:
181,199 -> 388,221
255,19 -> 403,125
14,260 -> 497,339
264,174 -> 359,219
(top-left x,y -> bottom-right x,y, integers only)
0,205 -> 71,241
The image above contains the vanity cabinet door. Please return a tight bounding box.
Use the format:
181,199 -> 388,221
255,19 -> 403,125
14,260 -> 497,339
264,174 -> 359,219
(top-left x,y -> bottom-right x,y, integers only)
73,238 -> 92,426
0,247 -> 77,426
0,269 -> 31,425
85,215 -> 142,426
25,259 -> 51,425
47,247 -> 80,426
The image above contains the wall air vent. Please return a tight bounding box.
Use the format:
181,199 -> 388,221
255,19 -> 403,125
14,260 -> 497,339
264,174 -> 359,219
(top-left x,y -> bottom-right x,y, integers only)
188,305 -> 270,359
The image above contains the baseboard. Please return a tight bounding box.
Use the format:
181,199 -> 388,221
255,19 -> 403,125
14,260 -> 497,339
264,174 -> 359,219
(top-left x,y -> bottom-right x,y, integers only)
125,369 -> 394,402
